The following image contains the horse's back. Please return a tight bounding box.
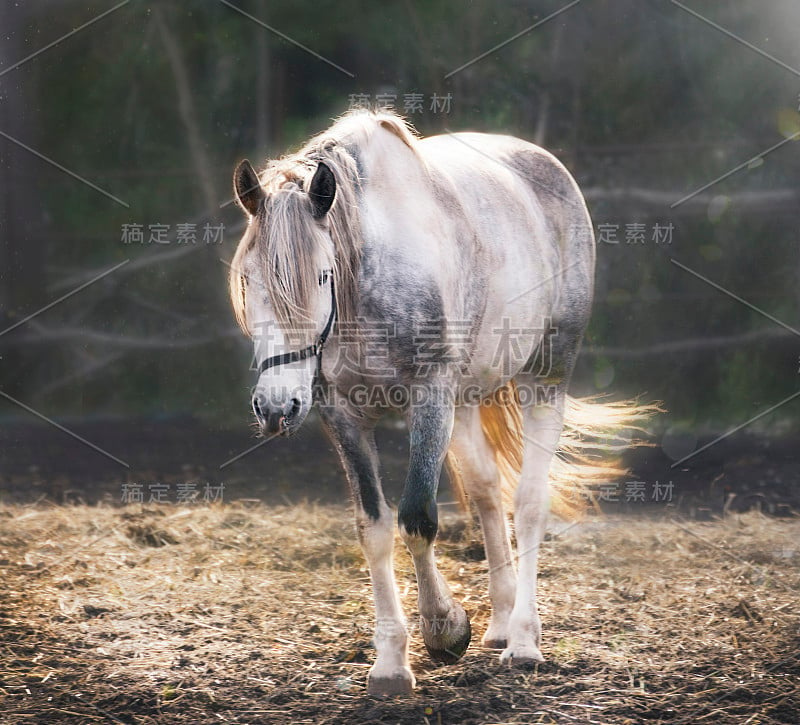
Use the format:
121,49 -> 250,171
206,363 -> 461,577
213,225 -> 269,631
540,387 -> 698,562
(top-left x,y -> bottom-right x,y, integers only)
418,131 -> 594,273
420,132 -> 590,222
419,131 -> 596,330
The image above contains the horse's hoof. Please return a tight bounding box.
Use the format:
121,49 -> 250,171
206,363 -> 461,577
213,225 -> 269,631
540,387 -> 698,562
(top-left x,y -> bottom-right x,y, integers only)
499,644 -> 544,668
421,605 -> 471,664
482,616 -> 509,649
367,666 -> 415,697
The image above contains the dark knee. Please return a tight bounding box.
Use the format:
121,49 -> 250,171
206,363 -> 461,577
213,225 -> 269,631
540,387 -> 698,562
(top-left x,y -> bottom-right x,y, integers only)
398,495 -> 438,542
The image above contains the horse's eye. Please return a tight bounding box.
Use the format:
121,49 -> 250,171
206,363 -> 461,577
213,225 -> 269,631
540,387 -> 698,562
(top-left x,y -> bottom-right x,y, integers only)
319,270 -> 330,285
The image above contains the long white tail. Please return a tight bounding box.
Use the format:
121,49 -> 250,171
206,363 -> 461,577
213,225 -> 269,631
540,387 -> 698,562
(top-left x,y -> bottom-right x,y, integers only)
447,380 -> 661,520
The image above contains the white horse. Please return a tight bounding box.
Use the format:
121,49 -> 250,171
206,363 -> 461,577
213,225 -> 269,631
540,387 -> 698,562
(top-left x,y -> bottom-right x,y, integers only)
229,110 -> 651,696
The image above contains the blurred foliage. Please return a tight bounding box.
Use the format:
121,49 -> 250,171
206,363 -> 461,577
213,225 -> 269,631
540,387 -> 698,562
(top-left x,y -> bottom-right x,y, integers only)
1,0 -> 798,431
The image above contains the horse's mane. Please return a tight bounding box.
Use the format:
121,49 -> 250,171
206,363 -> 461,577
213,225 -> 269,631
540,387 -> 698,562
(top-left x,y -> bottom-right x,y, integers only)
229,109 -> 419,341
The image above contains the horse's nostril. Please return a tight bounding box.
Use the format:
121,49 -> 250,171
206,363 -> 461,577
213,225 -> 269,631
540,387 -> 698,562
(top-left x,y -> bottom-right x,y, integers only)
252,395 -> 266,423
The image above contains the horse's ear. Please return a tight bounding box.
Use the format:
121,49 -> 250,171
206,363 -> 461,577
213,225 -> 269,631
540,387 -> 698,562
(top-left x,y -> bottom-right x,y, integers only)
308,161 -> 336,219
233,159 -> 265,216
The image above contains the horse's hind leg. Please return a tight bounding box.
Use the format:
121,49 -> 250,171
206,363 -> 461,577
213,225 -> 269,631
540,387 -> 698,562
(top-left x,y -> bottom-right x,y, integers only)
448,405 -> 516,648
499,390 -> 565,666
319,404 -> 414,696
398,394 -> 471,663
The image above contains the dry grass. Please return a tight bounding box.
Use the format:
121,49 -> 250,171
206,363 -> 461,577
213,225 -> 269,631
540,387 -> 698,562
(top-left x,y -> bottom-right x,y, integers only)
0,502 -> 798,724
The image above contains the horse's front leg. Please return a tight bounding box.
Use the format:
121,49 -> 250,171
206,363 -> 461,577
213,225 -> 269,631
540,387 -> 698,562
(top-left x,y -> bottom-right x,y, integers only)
398,395 -> 471,663
319,405 -> 414,696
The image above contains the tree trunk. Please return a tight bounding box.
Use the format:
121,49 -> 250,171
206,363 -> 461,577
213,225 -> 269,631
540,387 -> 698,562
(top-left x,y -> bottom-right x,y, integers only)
153,6 -> 217,213
255,9 -> 271,154
0,4 -> 46,324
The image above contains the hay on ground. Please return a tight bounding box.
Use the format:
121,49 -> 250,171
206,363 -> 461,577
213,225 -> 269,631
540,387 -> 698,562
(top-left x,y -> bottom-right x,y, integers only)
0,502 -> 798,724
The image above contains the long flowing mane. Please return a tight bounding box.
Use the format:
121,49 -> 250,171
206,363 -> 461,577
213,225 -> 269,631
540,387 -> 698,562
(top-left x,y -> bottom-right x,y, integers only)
229,110 -> 419,341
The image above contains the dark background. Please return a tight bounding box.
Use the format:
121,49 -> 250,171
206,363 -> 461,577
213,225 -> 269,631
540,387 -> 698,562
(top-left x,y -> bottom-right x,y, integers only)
0,0 -> 798,507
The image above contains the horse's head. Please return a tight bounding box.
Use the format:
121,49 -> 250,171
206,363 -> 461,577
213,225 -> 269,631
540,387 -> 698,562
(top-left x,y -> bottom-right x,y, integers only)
230,158 -> 337,437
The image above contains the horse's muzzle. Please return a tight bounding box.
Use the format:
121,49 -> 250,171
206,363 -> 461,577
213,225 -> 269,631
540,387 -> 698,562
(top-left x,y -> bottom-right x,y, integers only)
252,393 -> 303,436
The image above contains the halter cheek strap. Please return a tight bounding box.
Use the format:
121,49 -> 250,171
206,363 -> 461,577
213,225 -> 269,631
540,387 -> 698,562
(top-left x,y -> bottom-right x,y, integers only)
257,278 -> 336,375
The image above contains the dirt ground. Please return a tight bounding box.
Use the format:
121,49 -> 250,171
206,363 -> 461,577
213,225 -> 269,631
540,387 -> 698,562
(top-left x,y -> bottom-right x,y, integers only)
1,417 -> 798,520
1,502 -> 798,724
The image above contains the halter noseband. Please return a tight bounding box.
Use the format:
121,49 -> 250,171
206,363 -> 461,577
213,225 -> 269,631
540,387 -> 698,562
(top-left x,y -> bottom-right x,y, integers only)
257,277 -> 336,376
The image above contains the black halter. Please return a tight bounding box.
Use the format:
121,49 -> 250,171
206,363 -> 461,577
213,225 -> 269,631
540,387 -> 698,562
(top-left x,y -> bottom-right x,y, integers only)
257,277 -> 336,376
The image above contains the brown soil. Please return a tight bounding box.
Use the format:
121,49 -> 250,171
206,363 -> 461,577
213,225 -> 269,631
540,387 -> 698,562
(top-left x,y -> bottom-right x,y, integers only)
1,503 -> 798,724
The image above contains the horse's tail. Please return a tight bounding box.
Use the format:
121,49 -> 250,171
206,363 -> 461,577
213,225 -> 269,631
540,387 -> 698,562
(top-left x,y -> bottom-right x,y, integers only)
447,380 -> 660,520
